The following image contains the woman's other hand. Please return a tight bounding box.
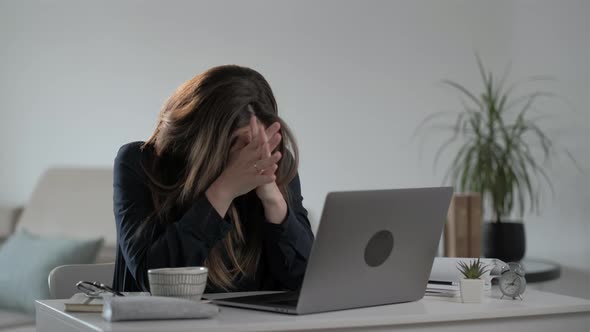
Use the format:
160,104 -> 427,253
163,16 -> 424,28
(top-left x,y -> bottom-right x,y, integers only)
205,116 -> 281,217
251,118 -> 288,224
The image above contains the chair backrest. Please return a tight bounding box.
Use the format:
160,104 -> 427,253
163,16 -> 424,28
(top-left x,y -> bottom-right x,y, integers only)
16,167 -> 117,262
48,263 -> 115,299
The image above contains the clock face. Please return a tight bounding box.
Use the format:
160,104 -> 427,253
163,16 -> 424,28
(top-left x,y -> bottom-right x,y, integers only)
499,271 -> 525,297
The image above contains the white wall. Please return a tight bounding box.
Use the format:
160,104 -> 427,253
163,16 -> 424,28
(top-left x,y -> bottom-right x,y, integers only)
0,0 -> 588,294
0,0 -> 512,217
505,1 -> 590,299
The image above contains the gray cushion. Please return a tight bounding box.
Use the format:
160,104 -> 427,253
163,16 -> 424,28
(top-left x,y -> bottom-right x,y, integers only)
16,168 -> 116,247
0,230 -> 103,313
0,309 -> 34,330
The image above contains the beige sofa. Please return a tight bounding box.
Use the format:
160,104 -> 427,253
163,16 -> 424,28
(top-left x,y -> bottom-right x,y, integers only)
0,168 -> 116,331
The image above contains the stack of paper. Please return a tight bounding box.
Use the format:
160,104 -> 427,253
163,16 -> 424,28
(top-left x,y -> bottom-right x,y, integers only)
425,282 -> 460,297
425,280 -> 493,298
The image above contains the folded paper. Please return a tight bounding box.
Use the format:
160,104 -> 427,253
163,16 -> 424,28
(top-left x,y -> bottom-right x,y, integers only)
102,295 -> 219,322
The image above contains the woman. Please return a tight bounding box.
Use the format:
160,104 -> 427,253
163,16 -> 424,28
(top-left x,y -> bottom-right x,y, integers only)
112,65 -> 314,293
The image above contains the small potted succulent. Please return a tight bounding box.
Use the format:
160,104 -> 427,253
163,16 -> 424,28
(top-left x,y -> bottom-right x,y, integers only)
457,258 -> 489,303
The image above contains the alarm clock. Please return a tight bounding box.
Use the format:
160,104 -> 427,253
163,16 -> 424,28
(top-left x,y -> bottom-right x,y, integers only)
499,262 -> 526,300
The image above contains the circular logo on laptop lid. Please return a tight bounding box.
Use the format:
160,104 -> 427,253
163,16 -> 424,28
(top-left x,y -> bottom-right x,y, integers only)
364,230 -> 394,267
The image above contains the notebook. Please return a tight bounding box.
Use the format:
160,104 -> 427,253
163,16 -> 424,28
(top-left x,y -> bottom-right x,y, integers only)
64,293 -> 104,312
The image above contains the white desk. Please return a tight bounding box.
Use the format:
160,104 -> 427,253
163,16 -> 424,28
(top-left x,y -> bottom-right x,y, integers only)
36,289 -> 590,332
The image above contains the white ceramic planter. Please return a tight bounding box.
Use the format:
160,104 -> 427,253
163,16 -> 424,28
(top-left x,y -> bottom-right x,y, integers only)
460,278 -> 484,303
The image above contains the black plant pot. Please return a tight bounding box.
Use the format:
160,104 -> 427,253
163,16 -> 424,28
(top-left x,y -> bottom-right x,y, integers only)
482,221 -> 526,262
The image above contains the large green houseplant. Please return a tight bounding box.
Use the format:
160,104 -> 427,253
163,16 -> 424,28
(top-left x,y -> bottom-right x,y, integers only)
418,55 -> 575,262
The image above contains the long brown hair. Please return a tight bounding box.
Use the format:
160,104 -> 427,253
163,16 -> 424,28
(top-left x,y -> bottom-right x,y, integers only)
142,65 -> 299,290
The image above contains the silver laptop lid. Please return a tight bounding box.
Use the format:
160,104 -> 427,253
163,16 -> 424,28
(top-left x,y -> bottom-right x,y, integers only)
296,187 -> 453,314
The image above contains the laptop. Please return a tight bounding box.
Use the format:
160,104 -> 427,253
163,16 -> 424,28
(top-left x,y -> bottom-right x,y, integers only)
209,187 -> 453,315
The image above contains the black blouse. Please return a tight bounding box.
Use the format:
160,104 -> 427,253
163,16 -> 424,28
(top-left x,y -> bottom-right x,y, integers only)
112,142 -> 314,293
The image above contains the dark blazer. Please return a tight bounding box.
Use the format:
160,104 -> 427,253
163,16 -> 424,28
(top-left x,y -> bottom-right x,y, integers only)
112,142 -> 314,293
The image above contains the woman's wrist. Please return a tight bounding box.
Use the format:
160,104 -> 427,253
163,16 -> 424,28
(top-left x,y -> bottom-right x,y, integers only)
205,177 -> 234,218
259,192 -> 283,206
262,195 -> 288,224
